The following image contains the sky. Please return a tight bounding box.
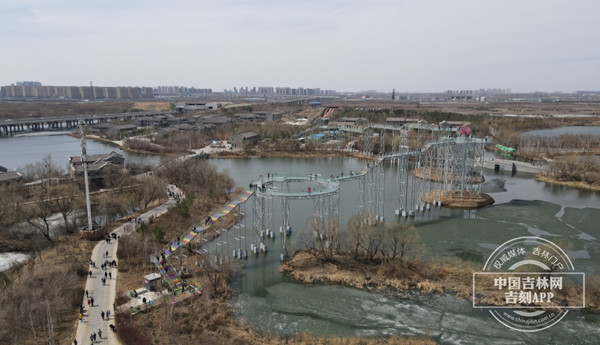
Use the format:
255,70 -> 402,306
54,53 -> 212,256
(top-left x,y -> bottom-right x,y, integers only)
1,0 -> 599,93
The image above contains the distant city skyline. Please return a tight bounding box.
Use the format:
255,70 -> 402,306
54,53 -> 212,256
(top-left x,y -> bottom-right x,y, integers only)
1,82 -> 520,98
1,1 -> 598,93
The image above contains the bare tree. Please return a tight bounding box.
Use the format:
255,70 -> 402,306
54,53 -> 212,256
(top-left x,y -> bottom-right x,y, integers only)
346,213 -> 369,259
158,159 -> 233,201
22,155 -> 64,181
97,191 -> 125,226
52,184 -> 80,234
0,185 -> 21,231
20,155 -> 65,241
303,213 -> 340,263
202,257 -> 231,297
362,224 -> 384,261
140,176 -> 164,209
344,214 -> 419,262
381,222 -> 418,261
124,184 -> 145,210
23,183 -> 55,243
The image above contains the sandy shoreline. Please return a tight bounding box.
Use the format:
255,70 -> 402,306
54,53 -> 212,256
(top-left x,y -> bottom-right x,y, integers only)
534,174 -> 600,192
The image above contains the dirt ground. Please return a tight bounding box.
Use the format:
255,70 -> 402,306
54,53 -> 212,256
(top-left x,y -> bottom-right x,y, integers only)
324,99 -> 600,116
4,98 -> 600,120
0,100 -> 169,119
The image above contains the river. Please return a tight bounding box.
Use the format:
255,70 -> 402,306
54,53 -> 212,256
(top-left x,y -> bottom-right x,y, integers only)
523,126 -> 600,137
1,134 -> 599,343
0,131 -> 160,171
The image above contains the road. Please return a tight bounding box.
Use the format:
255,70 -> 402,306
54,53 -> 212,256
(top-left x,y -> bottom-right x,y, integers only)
74,185 -> 181,345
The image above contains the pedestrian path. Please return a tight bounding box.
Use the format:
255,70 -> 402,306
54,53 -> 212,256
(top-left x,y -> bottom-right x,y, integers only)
73,185 -> 180,345
75,186 -> 256,344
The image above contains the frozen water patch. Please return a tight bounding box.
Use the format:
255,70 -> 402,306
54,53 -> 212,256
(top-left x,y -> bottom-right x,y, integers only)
478,242 -> 501,250
554,205 -> 566,219
519,223 -> 562,237
567,249 -> 591,259
576,231 -> 597,241
0,252 -> 29,272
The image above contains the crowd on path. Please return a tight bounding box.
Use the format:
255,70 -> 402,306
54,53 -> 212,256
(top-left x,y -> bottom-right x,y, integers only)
75,231 -> 119,345
74,184 -> 183,345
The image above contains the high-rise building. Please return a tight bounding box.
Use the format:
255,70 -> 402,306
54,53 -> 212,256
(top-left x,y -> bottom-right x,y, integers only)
0,84 -> 154,99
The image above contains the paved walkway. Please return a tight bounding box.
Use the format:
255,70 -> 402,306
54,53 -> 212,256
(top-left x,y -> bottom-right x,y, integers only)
74,185 -> 181,345
483,157 -> 545,174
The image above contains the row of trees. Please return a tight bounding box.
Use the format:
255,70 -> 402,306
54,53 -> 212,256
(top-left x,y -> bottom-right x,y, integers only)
157,158 -> 234,202
302,213 -> 420,264
0,259 -> 86,344
545,156 -> 600,186
515,134 -> 599,158
0,156 -> 166,243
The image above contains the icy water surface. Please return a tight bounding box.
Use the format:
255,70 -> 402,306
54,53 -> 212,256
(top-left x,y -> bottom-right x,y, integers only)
209,158 -> 600,344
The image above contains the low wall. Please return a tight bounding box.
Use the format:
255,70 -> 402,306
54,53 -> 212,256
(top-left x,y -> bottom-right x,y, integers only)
79,227 -> 107,240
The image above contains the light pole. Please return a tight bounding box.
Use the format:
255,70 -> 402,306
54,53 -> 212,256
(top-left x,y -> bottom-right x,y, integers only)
79,119 -> 93,232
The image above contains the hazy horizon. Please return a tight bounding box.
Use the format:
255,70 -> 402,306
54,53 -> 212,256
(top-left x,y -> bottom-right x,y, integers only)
1,1 -> 598,93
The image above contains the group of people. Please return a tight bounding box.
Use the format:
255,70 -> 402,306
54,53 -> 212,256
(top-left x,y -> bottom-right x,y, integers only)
104,232 -> 118,244
169,190 -> 182,200
88,329 -> 101,343
78,291 -> 115,344
76,231 -> 120,345
76,185 -> 185,345
81,323 -> 114,345
101,259 -> 117,270
100,309 -> 111,320
168,185 -> 184,201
